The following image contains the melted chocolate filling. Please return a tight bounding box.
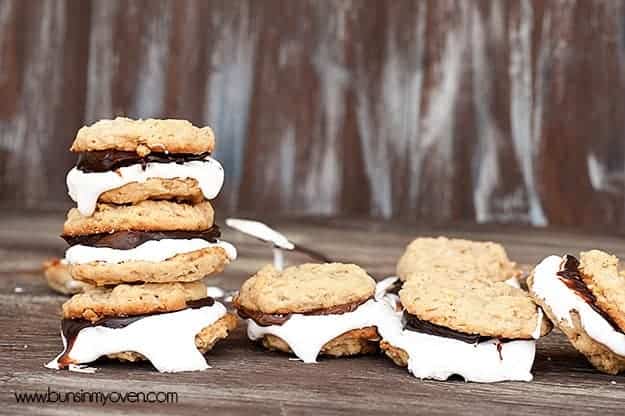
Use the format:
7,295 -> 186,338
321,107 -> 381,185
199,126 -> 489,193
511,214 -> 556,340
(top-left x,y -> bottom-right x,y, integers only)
556,254 -> 620,329
236,297 -> 371,327
386,279 -> 402,295
57,297 -> 215,368
403,312 -> 492,344
62,225 -> 221,250
76,150 -> 211,173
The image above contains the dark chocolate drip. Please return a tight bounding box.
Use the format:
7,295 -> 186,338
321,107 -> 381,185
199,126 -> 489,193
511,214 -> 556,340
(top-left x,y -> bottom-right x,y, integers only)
62,225 -> 221,249
403,312 -> 490,344
386,279 -> 402,295
186,297 -> 216,309
556,254 -> 620,329
56,297 -> 215,368
236,308 -> 291,326
76,150 -> 211,173
236,296 -> 371,327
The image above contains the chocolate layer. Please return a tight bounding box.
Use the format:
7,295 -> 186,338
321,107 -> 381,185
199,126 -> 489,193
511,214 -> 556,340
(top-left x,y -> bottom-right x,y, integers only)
403,312 -> 491,344
236,297 -> 371,327
386,279 -> 402,295
57,297 -> 215,368
62,225 -> 221,249
557,254 -> 620,329
76,150 -> 211,173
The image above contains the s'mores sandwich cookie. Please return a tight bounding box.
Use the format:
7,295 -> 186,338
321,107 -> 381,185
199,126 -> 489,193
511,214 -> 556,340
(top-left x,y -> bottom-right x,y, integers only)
377,273 -> 551,382
397,237 -> 522,286
61,200 -> 236,285
46,282 -> 237,372
233,263 -> 382,363
66,117 -> 223,216
529,251 -> 625,374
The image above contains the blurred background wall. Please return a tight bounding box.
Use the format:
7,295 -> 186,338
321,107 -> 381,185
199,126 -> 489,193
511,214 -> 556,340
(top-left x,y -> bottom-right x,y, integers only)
0,0 -> 624,227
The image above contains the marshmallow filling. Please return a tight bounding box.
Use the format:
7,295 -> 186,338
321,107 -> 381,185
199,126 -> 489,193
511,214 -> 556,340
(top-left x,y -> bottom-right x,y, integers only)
67,153 -> 225,216
241,297 -> 382,363
65,238 -> 237,264
532,255 -> 625,356
236,297 -> 370,326
46,297 -> 226,373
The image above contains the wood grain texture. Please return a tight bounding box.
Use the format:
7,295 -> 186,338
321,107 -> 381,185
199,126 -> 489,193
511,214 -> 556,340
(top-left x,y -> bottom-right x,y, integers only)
3,211 -> 625,415
1,0 -> 625,227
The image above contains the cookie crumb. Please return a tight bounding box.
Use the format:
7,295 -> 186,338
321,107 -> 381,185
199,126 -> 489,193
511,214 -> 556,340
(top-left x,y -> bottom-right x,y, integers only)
14,287 -> 23,293
69,364 -> 98,374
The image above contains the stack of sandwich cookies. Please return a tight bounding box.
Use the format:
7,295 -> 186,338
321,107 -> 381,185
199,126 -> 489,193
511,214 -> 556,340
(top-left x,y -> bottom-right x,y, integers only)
377,274 -> 551,382
233,263 -> 382,363
530,251 -> 625,374
48,118 -> 237,372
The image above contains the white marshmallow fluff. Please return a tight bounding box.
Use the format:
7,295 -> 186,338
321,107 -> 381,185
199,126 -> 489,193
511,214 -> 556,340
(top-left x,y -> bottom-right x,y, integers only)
46,302 -> 227,373
67,156 -> 224,216
531,255 -> 625,356
65,239 -> 237,265
246,299 -> 384,363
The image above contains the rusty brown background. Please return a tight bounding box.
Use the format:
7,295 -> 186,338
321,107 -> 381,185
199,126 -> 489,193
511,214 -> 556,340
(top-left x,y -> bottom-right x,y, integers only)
0,0 -> 624,227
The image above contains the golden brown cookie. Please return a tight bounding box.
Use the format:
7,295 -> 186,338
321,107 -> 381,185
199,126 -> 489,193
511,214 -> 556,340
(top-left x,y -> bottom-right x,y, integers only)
234,263 -> 376,314
379,340 -> 409,368
400,273 -> 550,339
43,258 -> 92,295
396,237 -> 520,283
109,313 -> 238,363
98,178 -> 205,206
71,117 -> 215,154
62,200 -> 214,237
69,246 -> 230,286
62,281 -> 208,322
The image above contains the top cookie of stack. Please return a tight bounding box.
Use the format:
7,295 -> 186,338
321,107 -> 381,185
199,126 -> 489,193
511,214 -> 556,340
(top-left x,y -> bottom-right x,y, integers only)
62,117 -> 236,286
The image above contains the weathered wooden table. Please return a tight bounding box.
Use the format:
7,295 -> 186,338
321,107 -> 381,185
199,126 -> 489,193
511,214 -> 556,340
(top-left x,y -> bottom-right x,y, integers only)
2,211 -> 625,415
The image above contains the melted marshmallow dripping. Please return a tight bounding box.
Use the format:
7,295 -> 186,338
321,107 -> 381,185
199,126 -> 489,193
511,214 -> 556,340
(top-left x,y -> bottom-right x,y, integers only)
46,302 -> 227,373
67,156 -> 224,216
246,299 -> 383,363
226,218 -> 331,270
65,239 -> 237,264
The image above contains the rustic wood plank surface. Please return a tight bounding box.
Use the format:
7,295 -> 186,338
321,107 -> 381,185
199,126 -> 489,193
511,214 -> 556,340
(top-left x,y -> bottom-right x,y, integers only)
2,0 -> 625,227
2,211 -> 625,415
